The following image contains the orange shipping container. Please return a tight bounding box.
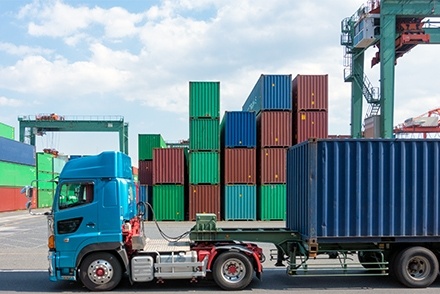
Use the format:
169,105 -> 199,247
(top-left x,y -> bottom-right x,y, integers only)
257,111 -> 292,147
188,185 -> 221,221
0,186 -> 36,212
153,148 -> 186,184
292,74 -> 328,111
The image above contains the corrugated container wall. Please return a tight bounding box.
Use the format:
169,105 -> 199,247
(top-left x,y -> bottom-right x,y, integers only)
189,118 -> 220,151
259,184 -> 286,221
189,152 -> 220,184
0,137 -> 36,166
242,74 -> 292,114
0,161 -> 36,186
220,111 -> 256,148
258,111 -> 292,147
259,148 -> 287,184
286,139 -> 440,242
138,160 -> 154,185
0,187 -> 36,212
0,122 -> 14,139
138,185 -> 153,220
224,185 -> 257,220
294,111 -> 328,145
292,74 -> 328,111
189,81 -> 220,118
223,148 -> 256,185
188,185 -> 221,221
138,134 -> 166,160
37,153 -> 53,172
153,148 -> 186,184
153,185 -> 185,221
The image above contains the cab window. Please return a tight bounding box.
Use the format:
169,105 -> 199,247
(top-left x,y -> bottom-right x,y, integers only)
58,183 -> 94,209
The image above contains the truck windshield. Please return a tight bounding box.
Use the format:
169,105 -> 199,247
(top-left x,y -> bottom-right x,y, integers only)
58,183 -> 94,210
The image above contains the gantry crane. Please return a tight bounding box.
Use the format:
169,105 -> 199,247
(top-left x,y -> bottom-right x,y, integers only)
341,0 -> 440,138
18,114 -> 129,154
394,108 -> 440,138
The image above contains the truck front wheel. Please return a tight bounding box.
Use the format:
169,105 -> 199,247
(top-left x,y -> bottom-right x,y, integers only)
212,251 -> 254,290
394,247 -> 438,288
79,252 -> 122,291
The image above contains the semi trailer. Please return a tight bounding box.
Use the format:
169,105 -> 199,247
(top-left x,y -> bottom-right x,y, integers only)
23,138 -> 440,291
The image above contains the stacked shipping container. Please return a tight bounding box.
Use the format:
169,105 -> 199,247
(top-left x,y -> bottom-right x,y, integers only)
243,74 -> 292,221
0,122 -> 14,140
221,111 -> 257,220
36,153 -> 67,208
292,75 -> 328,144
188,81 -> 221,220
138,134 -> 166,219
0,136 -> 36,212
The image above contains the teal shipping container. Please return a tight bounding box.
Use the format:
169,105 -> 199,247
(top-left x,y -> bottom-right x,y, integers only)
152,185 -> 185,221
189,151 -> 220,184
224,185 -> 257,220
258,184 -> 286,221
189,118 -> 220,151
138,134 -> 166,160
189,81 -> 220,118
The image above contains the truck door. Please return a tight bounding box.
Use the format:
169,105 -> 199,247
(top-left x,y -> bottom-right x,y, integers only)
54,181 -> 98,268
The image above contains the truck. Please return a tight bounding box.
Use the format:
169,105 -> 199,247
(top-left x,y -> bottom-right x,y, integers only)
23,138 -> 440,291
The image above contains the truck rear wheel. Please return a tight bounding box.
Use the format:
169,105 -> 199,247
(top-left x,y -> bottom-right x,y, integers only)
394,247 -> 438,288
212,251 -> 253,290
79,252 -> 122,291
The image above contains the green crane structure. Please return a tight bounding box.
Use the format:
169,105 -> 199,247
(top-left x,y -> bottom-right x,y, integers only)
341,0 -> 440,138
18,114 -> 129,155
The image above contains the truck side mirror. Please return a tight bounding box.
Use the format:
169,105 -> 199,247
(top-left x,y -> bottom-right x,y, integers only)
20,185 -> 34,199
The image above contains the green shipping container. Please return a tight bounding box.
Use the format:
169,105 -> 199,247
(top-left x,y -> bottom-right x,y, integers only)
189,81 -> 220,118
138,134 -> 166,160
152,185 -> 185,221
189,118 -> 220,151
189,152 -> 220,184
38,189 -> 54,208
258,184 -> 286,221
37,153 -> 53,173
0,161 -> 36,187
37,171 -> 56,190
0,122 -> 14,139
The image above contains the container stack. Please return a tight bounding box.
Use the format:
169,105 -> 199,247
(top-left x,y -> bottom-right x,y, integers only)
36,153 -> 68,208
292,75 -> 328,144
221,111 -> 257,220
152,148 -> 187,221
188,81 -> 221,220
0,135 -> 37,212
138,134 -> 166,216
243,74 -> 292,221
0,122 -> 14,140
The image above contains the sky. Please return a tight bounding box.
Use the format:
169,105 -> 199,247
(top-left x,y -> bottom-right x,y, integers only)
1,0 -> 439,165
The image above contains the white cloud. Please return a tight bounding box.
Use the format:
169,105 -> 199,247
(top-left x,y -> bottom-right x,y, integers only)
0,42 -> 53,57
0,96 -> 23,107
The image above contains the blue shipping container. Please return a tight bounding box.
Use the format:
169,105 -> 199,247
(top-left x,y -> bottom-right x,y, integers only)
221,111 -> 256,148
224,185 -> 256,220
138,185 -> 153,220
242,74 -> 292,114
286,139 -> 440,243
0,137 -> 36,166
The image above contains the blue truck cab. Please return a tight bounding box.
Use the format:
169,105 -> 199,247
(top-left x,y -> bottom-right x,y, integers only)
47,152 -> 136,284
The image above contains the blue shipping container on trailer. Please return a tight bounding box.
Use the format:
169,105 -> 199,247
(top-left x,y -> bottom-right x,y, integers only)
242,74 -> 292,114
0,137 -> 36,166
221,111 -> 256,148
286,139 -> 440,243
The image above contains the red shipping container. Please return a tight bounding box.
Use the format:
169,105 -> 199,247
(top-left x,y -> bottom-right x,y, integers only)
223,148 -> 256,184
138,160 -> 153,185
188,185 -> 221,221
257,111 -> 292,147
153,148 -> 186,184
294,111 -> 328,145
292,74 -> 328,111
0,186 -> 36,212
259,148 -> 287,184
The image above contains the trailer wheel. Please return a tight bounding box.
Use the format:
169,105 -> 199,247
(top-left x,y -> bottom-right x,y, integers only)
212,251 -> 253,290
79,252 -> 122,291
394,247 -> 438,288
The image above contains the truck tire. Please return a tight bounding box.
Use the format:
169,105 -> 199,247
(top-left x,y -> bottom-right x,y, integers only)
394,247 -> 438,288
212,251 -> 253,290
79,252 -> 122,291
